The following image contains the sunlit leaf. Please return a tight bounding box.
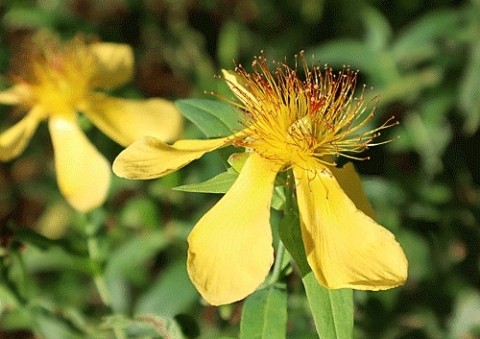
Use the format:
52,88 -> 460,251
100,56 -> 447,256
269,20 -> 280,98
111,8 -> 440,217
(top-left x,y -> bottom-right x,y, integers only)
375,68 -> 441,105
227,152 -> 249,173
135,260 -> 197,317
133,315 -> 185,339
278,211 -> 310,276
102,314 -> 185,339
303,273 -> 354,339
392,9 -> 464,65
31,308 -> 83,339
175,99 -> 242,138
174,171 -> 238,193
240,287 -> 287,339
362,7 -> 392,52
10,224 -> 65,250
217,20 -> 243,67
119,196 -> 162,229
396,229 -> 431,282
0,285 -> 20,314
104,231 -> 170,313
449,290 -> 480,338
278,210 -> 353,338
307,40 -> 375,73
459,38 -> 480,134
105,230 -> 169,280
21,246 -> 95,275
3,7 -> 60,28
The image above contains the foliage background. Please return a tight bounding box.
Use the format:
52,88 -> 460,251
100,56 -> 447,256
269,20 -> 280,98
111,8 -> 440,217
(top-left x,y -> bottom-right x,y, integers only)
0,0 -> 479,338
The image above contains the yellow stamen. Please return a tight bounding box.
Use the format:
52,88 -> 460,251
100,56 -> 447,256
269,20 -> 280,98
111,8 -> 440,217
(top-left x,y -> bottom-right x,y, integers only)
30,36 -> 95,115
224,51 -> 396,169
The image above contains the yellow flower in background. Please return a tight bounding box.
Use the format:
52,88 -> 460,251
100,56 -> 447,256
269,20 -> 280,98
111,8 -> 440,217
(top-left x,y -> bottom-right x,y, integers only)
0,32 -> 182,212
113,52 -> 408,305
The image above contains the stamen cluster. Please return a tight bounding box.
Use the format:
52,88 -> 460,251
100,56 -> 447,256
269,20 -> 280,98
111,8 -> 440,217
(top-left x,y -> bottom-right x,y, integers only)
14,35 -> 95,115
226,52 -> 396,168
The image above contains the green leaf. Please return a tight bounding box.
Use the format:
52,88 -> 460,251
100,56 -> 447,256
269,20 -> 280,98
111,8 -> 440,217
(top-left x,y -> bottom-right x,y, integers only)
392,9 -> 463,65
397,111 -> 451,175
307,41 -> 376,74
173,171 -> 238,193
278,211 -> 353,339
459,37 -> 480,134
227,152 -> 249,173
0,306 -> 32,332
362,7 -> 392,52
396,229 -> 431,282
10,224 -> 64,251
135,260 -> 197,317
132,315 -> 185,339
119,196 -> 162,230
104,230 -> 170,313
3,7 -> 57,29
217,20 -> 243,67
303,273 -> 354,339
102,314 -> 186,339
278,212 -> 310,276
105,230 -> 169,280
175,99 -> 242,138
240,287 -> 287,339
0,284 -> 20,314
21,246 -> 94,275
271,186 -> 286,211
31,308 -> 82,339
449,289 -> 480,338
375,68 -> 441,105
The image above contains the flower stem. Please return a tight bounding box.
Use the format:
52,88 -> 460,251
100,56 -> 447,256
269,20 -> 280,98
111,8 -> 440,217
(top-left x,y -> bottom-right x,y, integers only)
268,240 -> 285,285
84,214 -> 111,307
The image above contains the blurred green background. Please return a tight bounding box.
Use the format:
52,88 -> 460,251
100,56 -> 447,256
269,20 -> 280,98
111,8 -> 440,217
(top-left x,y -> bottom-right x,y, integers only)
0,0 -> 479,338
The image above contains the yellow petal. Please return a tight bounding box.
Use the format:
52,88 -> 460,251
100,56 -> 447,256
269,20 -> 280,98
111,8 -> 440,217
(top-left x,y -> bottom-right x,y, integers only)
113,136 -> 233,179
49,116 -> 111,212
0,107 -> 42,161
0,84 -> 31,105
187,152 -> 280,305
330,162 -> 376,220
293,165 -> 408,290
89,42 -> 134,88
84,94 -> 183,146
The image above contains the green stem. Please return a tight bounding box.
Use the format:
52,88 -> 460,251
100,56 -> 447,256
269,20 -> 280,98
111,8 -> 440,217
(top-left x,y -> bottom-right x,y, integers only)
8,249 -> 31,304
84,216 -> 111,307
268,240 -> 285,285
113,326 -> 127,339
83,214 -> 128,338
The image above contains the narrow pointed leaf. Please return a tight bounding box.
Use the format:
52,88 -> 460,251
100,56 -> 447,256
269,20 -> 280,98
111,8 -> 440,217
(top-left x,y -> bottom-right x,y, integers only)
307,41 -> 375,74
134,315 -> 185,339
392,10 -> 463,64
135,261 -> 197,317
459,38 -> 480,134
279,210 -> 353,339
362,7 -> 392,52
240,287 -> 287,339
278,212 -> 310,276
303,273 -> 354,339
175,99 -> 242,137
173,171 -> 238,193
103,314 -> 185,339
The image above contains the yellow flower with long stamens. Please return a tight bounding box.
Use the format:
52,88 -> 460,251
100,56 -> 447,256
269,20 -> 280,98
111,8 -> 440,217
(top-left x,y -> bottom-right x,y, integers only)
113,52 -> 408,305
0,32 -> 182,212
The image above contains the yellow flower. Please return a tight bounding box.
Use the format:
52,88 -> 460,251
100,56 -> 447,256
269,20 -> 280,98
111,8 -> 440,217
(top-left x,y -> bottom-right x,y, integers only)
0,33 -> 182,212
113,52 -> 408,305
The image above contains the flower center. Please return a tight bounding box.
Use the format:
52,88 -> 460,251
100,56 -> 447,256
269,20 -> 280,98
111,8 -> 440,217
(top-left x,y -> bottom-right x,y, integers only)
18,35 -> 96,117
228,53 -> 395,169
